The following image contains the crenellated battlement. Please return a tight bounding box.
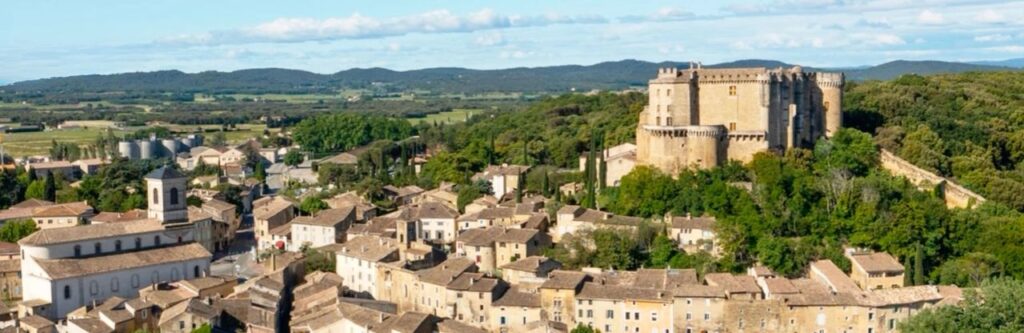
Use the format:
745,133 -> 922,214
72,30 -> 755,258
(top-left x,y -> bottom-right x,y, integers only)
639,63 -> 843,172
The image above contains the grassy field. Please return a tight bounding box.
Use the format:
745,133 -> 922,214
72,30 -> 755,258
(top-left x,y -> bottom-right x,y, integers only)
1,123 -> 272,158
1,128 -> 129,157
406,108 -> 483,125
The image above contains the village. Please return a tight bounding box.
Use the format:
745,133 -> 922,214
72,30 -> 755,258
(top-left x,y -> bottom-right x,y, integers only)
0,66 -> 971,333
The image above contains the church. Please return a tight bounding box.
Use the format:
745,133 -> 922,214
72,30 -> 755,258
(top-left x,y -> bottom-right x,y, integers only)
635,64 -> 845,174
18,166 -> 213,319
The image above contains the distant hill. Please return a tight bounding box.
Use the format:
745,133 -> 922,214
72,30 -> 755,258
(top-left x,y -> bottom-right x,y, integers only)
970,58 -> 1024,69
3,59 -> 1018,94
843,60 -> 1014,81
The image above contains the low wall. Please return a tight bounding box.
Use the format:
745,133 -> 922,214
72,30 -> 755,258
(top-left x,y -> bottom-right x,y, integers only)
879,149 -> 986,209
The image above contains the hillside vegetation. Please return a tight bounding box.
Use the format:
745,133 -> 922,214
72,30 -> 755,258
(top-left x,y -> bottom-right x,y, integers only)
3,59 -> 1014,95
845,71 -> 1024,211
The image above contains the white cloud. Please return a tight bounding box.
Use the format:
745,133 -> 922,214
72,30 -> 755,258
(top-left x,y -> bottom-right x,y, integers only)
987,45 -> 1024,53
499,50 -> 533,59
164,9 -> 608,45
917,10 -> 946,25
974,9 -> 1005,23
974,34 -> 1012,42
873,34 -> 907,46
474,32 -> 505,46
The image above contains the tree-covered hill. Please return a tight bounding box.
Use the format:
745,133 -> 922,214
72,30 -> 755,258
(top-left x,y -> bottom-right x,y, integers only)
845,71 -> 1024,211
4,59 -> 1015,94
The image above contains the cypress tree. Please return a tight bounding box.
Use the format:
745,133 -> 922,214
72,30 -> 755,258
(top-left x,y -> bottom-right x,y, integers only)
43,171 -> 56,202
542,172 -> 550,197
914,243 -> 926,285
515,171 -> 524,203
903,254 -> 913,286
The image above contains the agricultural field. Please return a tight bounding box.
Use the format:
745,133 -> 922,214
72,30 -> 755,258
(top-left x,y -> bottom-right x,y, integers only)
224,93 -> 348,103
0,127 -> 128,157
1,123 -> 273,158
406,108 -> 482,125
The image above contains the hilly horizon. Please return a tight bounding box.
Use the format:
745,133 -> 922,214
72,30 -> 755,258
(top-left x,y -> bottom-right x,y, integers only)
3,58 -> 1019,94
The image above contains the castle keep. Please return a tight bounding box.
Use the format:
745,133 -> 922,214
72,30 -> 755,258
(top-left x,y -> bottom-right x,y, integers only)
636,64 -> 844,173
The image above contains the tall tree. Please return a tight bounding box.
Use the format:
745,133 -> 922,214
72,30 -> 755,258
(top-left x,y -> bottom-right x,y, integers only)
43,171 -> 56,202
904,254 -> 914,286
914,243 -> 927,285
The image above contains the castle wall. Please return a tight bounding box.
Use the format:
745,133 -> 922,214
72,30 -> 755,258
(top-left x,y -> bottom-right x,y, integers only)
879,149 -> 986,209
637,66 -> 843,175
725,135 -> 770,164
696,80 -> 768,131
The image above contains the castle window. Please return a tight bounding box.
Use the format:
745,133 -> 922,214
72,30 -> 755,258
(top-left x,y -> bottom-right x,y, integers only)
154,236 -> 161,246
667,105 -> 673,112
666,117 -> 673,126
74,245 -> 81,257
64,285 -> 71,299
656,104 -> 662,112
135,237 -> 142,249
656,117 -> 661,126
115,240 -> 122,252
94,242 -> 101,254
729,122 -> 737,131
169,188 -> 179,205
152,188 -> 159,205
195,265 -> 201,278
824,101 -> 830,111
666,89 -> 671,96
728,85 -> 737,96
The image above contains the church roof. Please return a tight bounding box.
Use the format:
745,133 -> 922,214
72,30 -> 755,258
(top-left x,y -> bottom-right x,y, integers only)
19,219 -> 164,246
145,166 -> 185,180
35,243 -> 211,279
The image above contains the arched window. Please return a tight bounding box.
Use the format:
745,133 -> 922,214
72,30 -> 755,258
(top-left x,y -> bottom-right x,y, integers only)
131,274 -> 140,288
154,236 -> 161,246
115,240 -> 122,252
169,188 -> 179,205
94,242 -> 102,254
177,236 -> 183,244
63,285 -> 71,299
73,245 -> 81,257
194,265 -> 201,278
152,188 -> 159,205
111,278 -> 120,292
135,238 -> 142,249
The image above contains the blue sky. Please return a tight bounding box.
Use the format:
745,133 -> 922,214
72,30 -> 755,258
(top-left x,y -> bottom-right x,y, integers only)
2,0 -> 1023,83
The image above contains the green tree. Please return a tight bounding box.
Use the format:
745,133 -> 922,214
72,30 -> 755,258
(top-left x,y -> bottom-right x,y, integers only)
284,150 -> 304,166
0,219 -> 37,242
190,323 -> 212,333
914,243 -> 927,285
900,278 -> 1024,333
570,324 -> 600,333
300,197 -> 327,215
253,161 -> 267,183
43,171 -> 56,202
24,180 -> 47,200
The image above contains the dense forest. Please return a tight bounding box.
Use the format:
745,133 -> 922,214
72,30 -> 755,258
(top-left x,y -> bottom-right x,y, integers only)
845,72 -> 1024,211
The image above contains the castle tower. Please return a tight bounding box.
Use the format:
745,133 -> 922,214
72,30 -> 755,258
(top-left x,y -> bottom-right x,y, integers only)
145,166 -> 189,223
816,72 -> 845,138
685,126 -> 724,169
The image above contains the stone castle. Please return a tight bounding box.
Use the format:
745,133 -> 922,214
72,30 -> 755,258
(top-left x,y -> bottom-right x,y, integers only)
636,63 -> 844,174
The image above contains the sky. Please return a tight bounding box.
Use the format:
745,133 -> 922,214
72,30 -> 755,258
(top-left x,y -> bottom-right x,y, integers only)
1,0 -> 1023,83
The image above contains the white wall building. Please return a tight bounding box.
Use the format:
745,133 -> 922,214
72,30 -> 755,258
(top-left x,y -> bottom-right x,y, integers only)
18,166 -> 214,320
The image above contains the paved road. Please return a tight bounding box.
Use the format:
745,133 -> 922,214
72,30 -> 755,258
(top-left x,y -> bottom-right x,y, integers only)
211,213 -> 264,279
